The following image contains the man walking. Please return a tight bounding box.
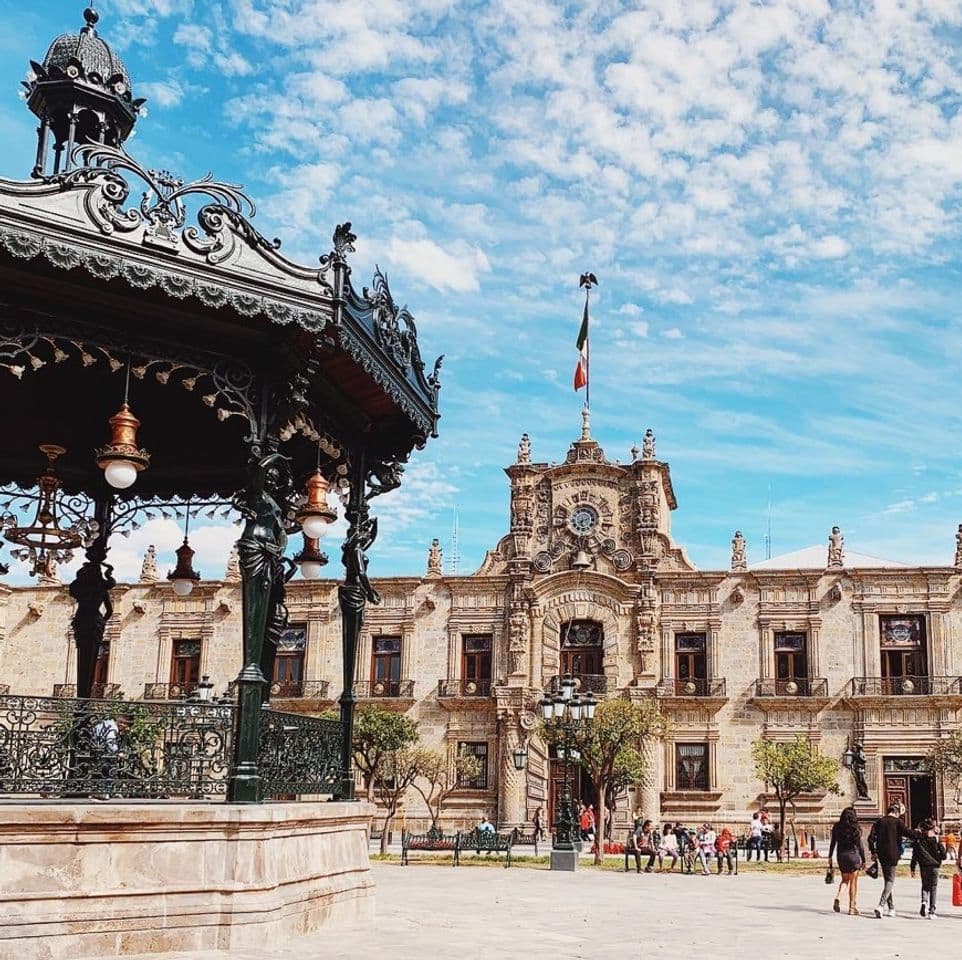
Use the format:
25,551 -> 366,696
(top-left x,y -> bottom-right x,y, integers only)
869,803 -> 920,918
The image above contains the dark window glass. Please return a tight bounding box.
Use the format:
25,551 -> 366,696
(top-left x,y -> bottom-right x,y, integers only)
458,741 -> 489,790
372,636 -> 402,695
676,743 -> 709,791
462,634 -> 492,682
170,639 -> 201,693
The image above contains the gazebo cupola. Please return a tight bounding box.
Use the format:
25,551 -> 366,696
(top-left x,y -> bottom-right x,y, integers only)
24,7 -> 144,178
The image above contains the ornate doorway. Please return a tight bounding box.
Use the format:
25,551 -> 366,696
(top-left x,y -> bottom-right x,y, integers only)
884,758 -> 934,827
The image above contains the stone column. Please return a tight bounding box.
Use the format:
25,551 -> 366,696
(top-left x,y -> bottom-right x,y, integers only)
499,721 -> 526,829
638,736 -> 662,820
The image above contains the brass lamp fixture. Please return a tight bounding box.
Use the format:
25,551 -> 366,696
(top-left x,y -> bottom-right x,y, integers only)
167,508 -> 201,596
96,363 -> 150,490
4,445 -> 84,576
295,453 -> 337,539
294,534 -> 327,580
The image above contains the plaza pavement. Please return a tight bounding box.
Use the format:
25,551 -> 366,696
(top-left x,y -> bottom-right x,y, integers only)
126,861 -> 961,960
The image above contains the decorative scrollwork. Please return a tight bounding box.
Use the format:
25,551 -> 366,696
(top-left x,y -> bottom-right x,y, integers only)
259,708 -> 342,797
363,267 -> 425,376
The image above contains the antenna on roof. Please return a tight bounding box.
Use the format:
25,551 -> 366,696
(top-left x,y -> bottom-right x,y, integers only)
448,506 -> 460,575
765,482 -> 773,560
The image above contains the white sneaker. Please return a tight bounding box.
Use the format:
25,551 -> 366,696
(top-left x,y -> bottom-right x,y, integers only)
929,911 -> 937,920
885,908 -> 896,918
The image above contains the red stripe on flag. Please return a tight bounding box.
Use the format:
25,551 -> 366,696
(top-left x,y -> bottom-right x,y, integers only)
574,358 -> 587,391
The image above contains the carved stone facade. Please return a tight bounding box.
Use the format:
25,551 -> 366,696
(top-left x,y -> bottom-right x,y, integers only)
4,424 -> 962,834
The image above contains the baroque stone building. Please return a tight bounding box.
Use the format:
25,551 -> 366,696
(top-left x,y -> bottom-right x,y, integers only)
4,415 -> 962,832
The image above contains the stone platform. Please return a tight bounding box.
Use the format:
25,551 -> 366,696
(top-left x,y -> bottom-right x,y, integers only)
0,800 -> 374,959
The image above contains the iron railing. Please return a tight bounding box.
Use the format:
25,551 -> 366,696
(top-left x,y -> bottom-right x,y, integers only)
354,680 -> 415,699
0,693 -> 346,801
546,674 -> 608,696
753,678 -> 829,698
849,676 -> 962,697
91,682 -> 123,700
438,679 -> 492,698
647,678 -> 727,698
259,709 -> 342,797
0,693 -> 234,798
144,682 -> 199,700
269,679 -> 331,700
52,684 -> 76,698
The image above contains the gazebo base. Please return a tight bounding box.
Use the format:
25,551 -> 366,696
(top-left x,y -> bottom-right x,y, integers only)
0,800 -> 374,959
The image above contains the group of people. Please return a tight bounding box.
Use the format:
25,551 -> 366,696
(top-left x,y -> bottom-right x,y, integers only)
625,818 -> 737,875
828,802 -> 955,919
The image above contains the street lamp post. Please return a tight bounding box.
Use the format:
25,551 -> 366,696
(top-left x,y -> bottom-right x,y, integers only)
540,675 -> 596,872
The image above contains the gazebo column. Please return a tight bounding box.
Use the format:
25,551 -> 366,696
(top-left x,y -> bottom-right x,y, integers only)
228,450 -> 293,804
69,497 -> 115,700
337,450 -> 378,802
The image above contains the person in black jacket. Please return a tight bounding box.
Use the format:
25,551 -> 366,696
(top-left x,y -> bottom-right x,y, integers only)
910,819 -> 946,918
869,804 -> 921,918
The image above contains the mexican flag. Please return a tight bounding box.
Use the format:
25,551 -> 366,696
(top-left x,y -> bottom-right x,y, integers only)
573,299 -> 589,391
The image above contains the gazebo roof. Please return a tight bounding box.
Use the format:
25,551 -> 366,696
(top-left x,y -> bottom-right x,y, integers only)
0,146 -> 441,499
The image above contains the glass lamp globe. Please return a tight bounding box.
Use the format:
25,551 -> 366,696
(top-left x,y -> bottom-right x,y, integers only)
299,560 -> 325,580
301,515 -> 330,540
171,578 -> 194,597
104,460 -> 138,489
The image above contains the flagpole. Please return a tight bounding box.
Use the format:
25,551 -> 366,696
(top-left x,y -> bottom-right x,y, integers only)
585,283 -> 590,413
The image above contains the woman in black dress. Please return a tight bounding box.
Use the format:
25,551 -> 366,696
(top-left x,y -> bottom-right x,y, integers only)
828,806 -> 867,915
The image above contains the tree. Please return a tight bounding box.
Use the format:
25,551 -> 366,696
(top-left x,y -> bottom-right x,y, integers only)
925,731 -> 962,805
544,697 -> 668,865
374,747 -> 425,854
412,747 -> 483,835
352,705 -> 419,801
752,736 -> 840,859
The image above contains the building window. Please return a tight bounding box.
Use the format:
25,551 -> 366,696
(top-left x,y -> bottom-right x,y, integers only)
774,631 -> 807,686
880,615 -> 927,690
170,639 -> 201,696
273,624 -> 307,696
676,743 -> 709,791
372,636 -> 402,696
458,741 -> 489,790
461,634 -> 491,695
93,641 -> 110,686
561,619 -> 603,676
675,633 -> 707,693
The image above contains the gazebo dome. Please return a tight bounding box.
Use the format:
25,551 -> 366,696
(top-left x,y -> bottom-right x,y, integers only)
24,7 -> 144,177
42,8 -> 132,95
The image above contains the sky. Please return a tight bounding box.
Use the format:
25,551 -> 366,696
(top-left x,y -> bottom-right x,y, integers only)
2,0 -> 962,583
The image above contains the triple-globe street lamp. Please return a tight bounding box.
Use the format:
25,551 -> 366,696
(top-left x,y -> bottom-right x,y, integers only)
540,675 -> 596,859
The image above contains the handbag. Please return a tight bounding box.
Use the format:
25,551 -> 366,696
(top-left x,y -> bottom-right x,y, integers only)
866,860 -> 879,879
824,867 -> 835,885
952,872 -> 962,907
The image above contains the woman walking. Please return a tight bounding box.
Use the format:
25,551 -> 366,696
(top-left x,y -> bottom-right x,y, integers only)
828,806 -> 867,915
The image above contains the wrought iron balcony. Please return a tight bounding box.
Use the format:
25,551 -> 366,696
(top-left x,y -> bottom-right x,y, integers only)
437,678 -> 492,699
144,682 -> 200,701
269,679 -> 331,700
753,678 -> 829,698
91,682 -> 123,700
656,678 -> 727,698
52,684 -> 76,698
546,674 -> 608,696
849,676 -> 962,697
354,679 -> 415,699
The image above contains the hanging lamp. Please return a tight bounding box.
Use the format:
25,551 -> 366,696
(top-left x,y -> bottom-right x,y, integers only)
96,360 -> 150,490
294,534 -> 327,580
167,505 -> 201,596
295,447 -> 337,538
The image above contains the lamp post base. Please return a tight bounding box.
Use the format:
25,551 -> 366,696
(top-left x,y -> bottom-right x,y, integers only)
550,849 -> 579,872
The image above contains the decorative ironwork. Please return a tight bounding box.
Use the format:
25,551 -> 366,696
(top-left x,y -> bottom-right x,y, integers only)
849,676 -> 962,697
0,693 -> 234,798
269,679 -> 331,700
753,678 -> 829,698
643,678 -> 727,698
143,681 -> 202,700
354,680 -> 415,699
883,757 -> 926,773
547,673 -> 608,696
438,679 -> 492,698
259,708 -> 341,797
91,682 -> 122,700
561,620 -> 603,648
52,684 -> 77,698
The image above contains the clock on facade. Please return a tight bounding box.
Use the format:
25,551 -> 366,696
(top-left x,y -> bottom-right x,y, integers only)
569,505 -> 599,535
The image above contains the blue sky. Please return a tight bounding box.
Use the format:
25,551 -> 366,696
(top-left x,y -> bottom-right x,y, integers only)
2,0 -> 962,582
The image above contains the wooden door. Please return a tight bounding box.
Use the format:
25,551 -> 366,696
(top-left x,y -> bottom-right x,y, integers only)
884,775 -> 910,826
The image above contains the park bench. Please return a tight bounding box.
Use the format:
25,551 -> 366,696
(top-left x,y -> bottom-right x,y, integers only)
458,828 -> 514,867
401,829 -> 461,865
510,828 -> 540,856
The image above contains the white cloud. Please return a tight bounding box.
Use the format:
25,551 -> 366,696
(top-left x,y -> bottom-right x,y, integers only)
386,237 -> 491,293
662,328 -> 684,340
138,79 -> 186,108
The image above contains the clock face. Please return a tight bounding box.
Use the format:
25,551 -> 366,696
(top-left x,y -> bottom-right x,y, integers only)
569,505 -> 599,535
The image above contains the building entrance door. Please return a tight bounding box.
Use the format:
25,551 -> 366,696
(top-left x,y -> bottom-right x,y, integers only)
884,768 -> 935,828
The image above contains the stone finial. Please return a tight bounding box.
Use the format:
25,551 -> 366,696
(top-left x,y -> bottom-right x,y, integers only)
426,538 -> 443,578
580,407 -> 591,441
730,531 -> 747,572
630,443 -> 640,462
827,525 -> 845,568
225,543 -> 241,582
139,544 -> 159,583
642,428 -> 655,460
38,554 -> 61,586
517,433 -> 531,465
955,524 -> 962,569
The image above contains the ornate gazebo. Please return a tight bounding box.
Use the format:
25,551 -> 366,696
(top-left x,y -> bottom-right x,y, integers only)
0,9 -> 441,954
